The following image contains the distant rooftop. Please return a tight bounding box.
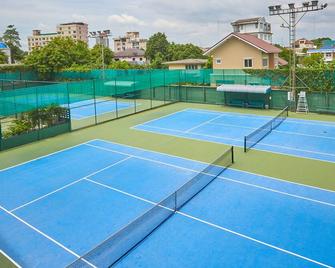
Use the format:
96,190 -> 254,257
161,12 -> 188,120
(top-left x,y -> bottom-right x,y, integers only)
231,17 -> 263,25
0,42 -> 8,49
59,22 -> 87,26
163,59 -> 207,65
204,33 -> 281,55
114,48 -> 145,57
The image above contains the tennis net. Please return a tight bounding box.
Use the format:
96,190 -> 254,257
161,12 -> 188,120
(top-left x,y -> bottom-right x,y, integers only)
244,106 -> 289,152
67,146 -> 234,268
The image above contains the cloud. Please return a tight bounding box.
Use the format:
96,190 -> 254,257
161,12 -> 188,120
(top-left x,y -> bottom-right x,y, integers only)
71,14 -> 88,23
108,14 -> 146,26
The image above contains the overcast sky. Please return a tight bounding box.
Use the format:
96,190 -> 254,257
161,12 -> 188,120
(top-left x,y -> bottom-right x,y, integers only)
1,0 -> 334,51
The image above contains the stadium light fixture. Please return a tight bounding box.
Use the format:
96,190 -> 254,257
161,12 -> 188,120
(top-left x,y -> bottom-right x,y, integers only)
88,29 -> 112,80
269,1 -> 327,106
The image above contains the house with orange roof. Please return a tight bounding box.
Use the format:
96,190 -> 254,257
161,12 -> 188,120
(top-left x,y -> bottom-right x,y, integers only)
204,32 -> 287,70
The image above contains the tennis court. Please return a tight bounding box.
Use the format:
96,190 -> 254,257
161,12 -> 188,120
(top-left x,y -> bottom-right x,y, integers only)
0,139 -> 334,267
134,108 -> 335,163
69,99 -> 135,120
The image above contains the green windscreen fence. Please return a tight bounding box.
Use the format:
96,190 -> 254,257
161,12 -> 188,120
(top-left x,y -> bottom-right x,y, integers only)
0,68 -> 334,151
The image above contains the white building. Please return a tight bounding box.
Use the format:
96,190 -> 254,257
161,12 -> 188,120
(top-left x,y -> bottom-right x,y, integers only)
231,17 -> 273,43
0,42 -> 11,64
27,22 -> 88,52
114,48 -> 146,65
113,32 -> 147,52
307,48 -> 335,62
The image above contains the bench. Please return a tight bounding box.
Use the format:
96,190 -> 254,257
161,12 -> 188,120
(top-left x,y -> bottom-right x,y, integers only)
247,100 -> 265,109
228,99 -> 245,107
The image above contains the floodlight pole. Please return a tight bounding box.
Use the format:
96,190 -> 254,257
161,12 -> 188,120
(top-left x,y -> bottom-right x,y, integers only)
268,1 -> 327,106
88,30 -> 112,80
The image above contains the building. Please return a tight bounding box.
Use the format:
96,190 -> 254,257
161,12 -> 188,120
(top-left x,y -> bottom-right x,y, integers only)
163,59 -> 207,70
307,40 -> 335,62
56,22 -> 88,43
113,32 -> 147,52
294,38 -> 316,51
114,48 -> 146,64
294,38 -> 316,55
231,17 -> 272,43
204,32 -> 283,70
0,42 -> 12,64
27,22 -> 88,52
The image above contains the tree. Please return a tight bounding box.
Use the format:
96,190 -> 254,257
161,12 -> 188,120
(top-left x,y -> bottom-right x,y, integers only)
90,44 -> 114,67
24,37 -> 91,76
1,25 -> 24,63
301,53 -> 325,68
167,43 -> 206,61
150,52 -> 165,69
311,37 -> 331,49
0,50 -> 8,64
145,32 -> 169,61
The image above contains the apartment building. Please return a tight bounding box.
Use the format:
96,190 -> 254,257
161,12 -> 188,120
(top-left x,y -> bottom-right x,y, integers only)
231,17 -> 273,43
56,22 -> 88,43
113,32 -> 147,52
27,22 -> 88,52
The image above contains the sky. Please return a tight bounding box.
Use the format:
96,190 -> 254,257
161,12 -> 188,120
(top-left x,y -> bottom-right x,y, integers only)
1,0 -> 334,51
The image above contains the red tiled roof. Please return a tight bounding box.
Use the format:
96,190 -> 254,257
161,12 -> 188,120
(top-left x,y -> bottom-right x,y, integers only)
204,33 -> 281,55
233,33 -> 281,53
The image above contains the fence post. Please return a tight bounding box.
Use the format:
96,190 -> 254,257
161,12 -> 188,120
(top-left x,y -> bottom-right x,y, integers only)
93,80 -> 98,125
66,82 -> 72,131
0,118 -> 2,151
115,78 -> 118,118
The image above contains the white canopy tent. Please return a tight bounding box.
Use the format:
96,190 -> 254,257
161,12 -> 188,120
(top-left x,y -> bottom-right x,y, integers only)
217,84 -> 271,94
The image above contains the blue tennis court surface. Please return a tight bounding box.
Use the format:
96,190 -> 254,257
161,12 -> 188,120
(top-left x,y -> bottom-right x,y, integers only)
134,108 -> 335,163
69,99 -> 134,120
0,139 -> 334,267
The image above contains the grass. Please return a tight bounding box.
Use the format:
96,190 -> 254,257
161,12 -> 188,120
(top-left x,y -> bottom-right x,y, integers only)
0,252 -> 18,268
1,102 -> 334,265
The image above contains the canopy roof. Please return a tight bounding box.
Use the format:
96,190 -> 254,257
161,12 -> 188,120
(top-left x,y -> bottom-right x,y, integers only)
217,84 -> 271,94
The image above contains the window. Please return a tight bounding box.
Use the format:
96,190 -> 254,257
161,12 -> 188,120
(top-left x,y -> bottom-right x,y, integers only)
326,53 -> 332,57
215,58 -> 222,64
244,58 -> 253,68
73,31 -> 76,33
262,58 -> 268,67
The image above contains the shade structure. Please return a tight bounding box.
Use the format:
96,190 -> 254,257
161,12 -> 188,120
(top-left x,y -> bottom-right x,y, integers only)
217,84 -> 272,94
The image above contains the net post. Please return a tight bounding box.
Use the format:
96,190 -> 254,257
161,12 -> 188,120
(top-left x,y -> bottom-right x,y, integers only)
232,146 -> 234,163
244,137 -> 247,153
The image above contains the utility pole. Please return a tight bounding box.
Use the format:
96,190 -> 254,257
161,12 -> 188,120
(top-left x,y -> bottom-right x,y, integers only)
88,30 -> 112,80
268,1 -> 327,106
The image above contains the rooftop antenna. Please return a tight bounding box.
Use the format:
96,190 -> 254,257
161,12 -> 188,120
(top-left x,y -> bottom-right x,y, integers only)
268,1 -> 327,106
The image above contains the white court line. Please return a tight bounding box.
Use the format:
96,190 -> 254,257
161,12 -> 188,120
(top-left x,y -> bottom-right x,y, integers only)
71,102 -> 136,121
0,205 -> 97,268
185,114 -> 224,133
86,143 -> 335,207
90,139 -> 335,194
0,140 -> 96,172
83,177 -> 333,268
177,212 -> 332,268
131,108 -> 189,129
135,124 -> 335,159
10,156 -> 132,212
0,250 -> 21,268
185,108 -> 335,127
207,121 -> 335,141
133,125 -> 335,165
